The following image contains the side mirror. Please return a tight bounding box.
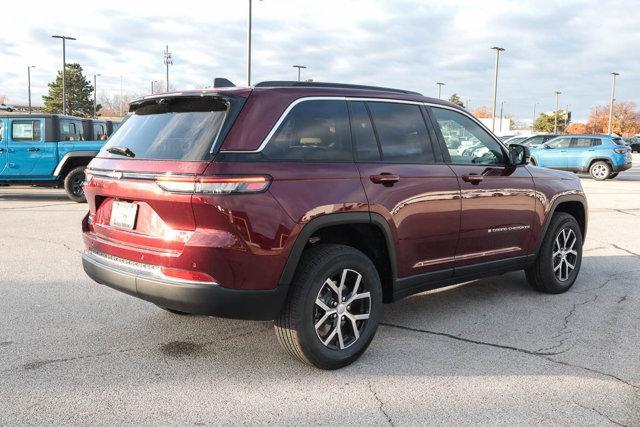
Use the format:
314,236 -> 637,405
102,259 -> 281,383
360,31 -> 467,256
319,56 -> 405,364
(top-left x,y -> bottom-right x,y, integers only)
543,144 -> 551,149
508,143 -> 531,165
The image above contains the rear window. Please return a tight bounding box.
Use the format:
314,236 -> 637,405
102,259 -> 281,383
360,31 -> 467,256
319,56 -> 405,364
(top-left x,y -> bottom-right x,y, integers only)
100,97 -> 229,161
612,138 -> 626,146
12,120 -> 42,142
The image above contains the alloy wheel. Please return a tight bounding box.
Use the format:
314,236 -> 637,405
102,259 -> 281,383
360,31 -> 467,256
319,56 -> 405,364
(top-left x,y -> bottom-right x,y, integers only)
591,164 -> 609,179
552,228 -> 578,281
314,268 -> 371,350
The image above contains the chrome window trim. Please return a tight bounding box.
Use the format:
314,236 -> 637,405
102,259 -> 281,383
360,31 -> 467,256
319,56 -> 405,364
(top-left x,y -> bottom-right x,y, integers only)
220,96 -> 507,154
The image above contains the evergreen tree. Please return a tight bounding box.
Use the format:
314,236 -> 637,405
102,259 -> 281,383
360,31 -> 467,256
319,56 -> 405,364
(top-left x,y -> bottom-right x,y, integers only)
43,63 -> 100,117
448,93 -> 465,107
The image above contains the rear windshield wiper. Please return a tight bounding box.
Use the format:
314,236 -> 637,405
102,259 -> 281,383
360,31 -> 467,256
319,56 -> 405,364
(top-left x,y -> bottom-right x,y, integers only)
106,146 -> 136,158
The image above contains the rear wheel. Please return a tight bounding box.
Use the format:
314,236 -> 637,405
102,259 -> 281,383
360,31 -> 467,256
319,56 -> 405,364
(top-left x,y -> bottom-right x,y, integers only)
589,161 -> 611,180
275,244 -> 382,370
63,166 -> 87,203
526,212 -> 583,294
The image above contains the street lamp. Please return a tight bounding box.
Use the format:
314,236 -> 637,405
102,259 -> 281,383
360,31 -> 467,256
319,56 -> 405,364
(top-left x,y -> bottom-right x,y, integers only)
27,66 -> 36,114
436,82 -> 445,99
247,0 -> 263,86
163,45 -> 173,92
490,46 -> 505,132
554,91 -> 561,133
565,104 -> 571,131
532,102 -> 538,130
292,65 -> 307,82
51,35 -> 76,115
499,101 -> 505,132
608,72 -> 619,135
93,74 -> 100,118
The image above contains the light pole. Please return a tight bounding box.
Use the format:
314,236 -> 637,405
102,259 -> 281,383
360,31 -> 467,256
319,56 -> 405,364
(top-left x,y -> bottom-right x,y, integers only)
532,102 -> 537,130
608,72 -> 619,135
554,91 -> 561,133
120,76 -> 124,117
490,46 -> 505,132
466,98 -> 470,110
163,45 -> 173,92
51,35 -> 76,115
246,0 -> 263,86
499,101 -> 505,132
93,74 -> 100,118
436,82 -> 445,99
27,65 -> 35,114
292,65 -> 307,82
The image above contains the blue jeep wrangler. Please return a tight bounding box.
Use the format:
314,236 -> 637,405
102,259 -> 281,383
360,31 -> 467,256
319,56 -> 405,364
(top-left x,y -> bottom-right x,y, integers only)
0,114 -> 119,202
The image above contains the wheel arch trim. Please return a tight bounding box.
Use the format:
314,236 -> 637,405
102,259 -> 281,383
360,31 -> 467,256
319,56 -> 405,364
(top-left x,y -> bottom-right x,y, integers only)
533,194 -> 588,255
53,151 -> 99,177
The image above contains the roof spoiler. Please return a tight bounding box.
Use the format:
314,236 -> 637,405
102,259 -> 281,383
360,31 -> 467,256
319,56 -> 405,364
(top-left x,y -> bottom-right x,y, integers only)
214,78 -> 236,88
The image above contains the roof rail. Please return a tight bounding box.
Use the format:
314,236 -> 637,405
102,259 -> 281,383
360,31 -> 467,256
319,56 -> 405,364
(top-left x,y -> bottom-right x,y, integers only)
255,81 -> 422,96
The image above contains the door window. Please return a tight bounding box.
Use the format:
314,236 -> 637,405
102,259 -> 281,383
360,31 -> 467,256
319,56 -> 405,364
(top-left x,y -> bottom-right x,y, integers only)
546,138 -> 571,149
60,120 -> 84,141
349,101 -> 380,161
93,123 -> 107,140
367,102 -> 435,163
263,100 -> 351,161
431,107 -> 505,165
12,120 -> 42,142
570,138 -> 595,148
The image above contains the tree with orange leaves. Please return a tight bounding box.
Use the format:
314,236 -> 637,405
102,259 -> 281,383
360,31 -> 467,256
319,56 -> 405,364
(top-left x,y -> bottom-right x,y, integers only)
566,122 -> 588,134
586,102 -> 640,136
472,106 -> 492,118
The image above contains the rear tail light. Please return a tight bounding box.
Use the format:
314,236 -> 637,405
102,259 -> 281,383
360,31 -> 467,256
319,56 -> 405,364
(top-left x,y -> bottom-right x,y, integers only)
614,148 -> 627,154
160,266 -> 217,283
155,175 -> 271,194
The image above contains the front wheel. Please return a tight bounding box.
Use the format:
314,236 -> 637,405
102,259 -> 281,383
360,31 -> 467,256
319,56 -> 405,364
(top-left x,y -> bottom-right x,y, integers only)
589,161 -> 611,181
526,212 -> 583,294
63,166 -> 87,203
275,244 -> 382,370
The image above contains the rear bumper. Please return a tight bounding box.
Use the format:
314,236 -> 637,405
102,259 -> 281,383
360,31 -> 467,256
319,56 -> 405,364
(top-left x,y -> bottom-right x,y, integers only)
82,251 -> 287,320
613,162 -> 632,173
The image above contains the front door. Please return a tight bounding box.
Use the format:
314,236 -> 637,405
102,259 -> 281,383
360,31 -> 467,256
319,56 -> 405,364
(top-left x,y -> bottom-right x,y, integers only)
351,100 -> 461,279
429,106 -> 536,268
5,118 -> 55,177
538,136 -> 571,169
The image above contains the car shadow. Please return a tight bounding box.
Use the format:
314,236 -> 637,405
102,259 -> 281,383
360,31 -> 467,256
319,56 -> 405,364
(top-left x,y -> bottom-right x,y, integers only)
0,189 -> 71,202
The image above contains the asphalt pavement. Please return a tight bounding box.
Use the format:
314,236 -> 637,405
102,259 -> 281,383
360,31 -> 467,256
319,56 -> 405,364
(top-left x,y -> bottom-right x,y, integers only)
1,157 -> 639,425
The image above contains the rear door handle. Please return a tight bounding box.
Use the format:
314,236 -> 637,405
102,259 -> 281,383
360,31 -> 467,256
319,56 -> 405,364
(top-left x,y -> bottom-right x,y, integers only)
461,174 -> 484,184
370,173 -> 400,186
27,147 -> 40,152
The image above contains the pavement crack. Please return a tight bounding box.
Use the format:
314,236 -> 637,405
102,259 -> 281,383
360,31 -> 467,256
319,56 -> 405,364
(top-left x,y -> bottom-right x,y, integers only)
536,294 -> 598,353
368,382 -> 394,426
573,401 -> 627,426
381,323 -> 639,392
610,243 -> 640,258
1,234 -> 80,254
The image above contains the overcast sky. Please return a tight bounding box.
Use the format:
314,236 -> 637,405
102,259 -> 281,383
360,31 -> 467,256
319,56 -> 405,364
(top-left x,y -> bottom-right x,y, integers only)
1,0 -> 638,121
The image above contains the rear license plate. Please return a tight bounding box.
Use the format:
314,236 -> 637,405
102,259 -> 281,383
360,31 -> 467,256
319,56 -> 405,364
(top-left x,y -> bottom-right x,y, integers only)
110,201 -> 138,230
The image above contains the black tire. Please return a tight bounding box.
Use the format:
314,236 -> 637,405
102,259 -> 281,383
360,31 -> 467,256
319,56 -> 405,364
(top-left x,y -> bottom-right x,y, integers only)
63,166 -> 87,203
275,244 -> 383,370
589,161 -> 611,181
608,172 -> 619,179
526,212 -> 583,294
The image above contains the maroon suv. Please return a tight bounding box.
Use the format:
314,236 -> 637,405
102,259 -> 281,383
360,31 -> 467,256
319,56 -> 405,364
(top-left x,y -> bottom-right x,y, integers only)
81,81 -> 587,369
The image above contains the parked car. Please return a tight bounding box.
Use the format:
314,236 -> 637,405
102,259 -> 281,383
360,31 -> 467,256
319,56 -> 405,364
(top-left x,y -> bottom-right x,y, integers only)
503,135 -> 530,145
520,133 -> 558,147
529,134 -> 632,180
0,103 -> 14,112
624,136 -> 640,153
81,81 -> 587,369
0,114 -> 119,201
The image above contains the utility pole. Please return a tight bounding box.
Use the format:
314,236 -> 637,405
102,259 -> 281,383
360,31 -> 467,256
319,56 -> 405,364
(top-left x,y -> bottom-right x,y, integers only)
532,102 -> 537,130
51,35 -> 76,115
120,76 -> 124,117
499,101 -> 505,132
608,72 -> 619,135
292,65 -> 307,82
163,45 -> 173,92
466,98 -> 470,110
93,74 -> 100,118
554,91 -> 561,133
491,46 -> 505,132
436,82 -> 445,99
565,104 -> 570,131
27,65 -> 35,114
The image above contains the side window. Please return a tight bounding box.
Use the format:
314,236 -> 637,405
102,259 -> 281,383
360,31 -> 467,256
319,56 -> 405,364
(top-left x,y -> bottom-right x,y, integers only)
262,100 -> 351,161
592,138 -> 602,147
367,102 -> 435,163
12,120 -> 42,142
93,123 -> 107,140
60,120 -> 83,141
570,138 -> 593,148
546,138 -> 571,149
349,101 -> 380,161
0,121 -> 3,141
431,107 -> 504,165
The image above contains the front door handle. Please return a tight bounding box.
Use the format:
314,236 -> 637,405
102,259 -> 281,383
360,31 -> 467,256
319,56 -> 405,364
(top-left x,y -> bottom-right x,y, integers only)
27,147 -> 40,152
0,148 -> 4,153
370,173 -> 400,186
462,174 -> 484,184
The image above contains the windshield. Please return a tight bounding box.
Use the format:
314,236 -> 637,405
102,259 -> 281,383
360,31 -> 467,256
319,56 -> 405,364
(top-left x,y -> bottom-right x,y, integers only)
100,97 -> 229,161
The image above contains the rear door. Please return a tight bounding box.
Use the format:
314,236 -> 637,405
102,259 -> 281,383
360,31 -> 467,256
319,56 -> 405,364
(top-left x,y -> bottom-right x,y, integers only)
5,118 -> 56,177
429,106 -> 536,268
0,120 -> 6,175
353,100 -> 460,279
568,137 -> 597,170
